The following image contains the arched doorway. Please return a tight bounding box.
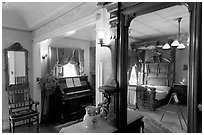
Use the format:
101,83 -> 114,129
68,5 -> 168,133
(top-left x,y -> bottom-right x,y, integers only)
99,2 -> 202,133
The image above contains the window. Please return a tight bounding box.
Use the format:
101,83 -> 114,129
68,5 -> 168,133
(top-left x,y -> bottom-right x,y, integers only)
62,62 -> 78,77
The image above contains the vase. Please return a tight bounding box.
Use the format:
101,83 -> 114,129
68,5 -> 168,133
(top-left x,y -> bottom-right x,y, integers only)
83,106 -> 98,128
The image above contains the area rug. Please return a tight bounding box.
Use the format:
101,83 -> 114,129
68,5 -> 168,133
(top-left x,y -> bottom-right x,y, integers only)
128,108 -> 172,133
55,118 -> 83,132
143,117 -> 172,133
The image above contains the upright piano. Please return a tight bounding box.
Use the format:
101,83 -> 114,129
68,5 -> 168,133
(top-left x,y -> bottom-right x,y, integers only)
58,76 -> 94,122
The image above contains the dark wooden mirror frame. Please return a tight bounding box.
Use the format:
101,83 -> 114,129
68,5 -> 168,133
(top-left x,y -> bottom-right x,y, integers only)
4,42 -> 29,89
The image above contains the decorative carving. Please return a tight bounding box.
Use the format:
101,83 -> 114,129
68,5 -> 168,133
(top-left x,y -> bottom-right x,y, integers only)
6,42 -> 27,51
98,86 -> 117,121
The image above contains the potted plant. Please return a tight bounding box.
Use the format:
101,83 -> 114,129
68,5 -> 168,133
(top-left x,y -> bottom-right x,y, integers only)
38,73 -> 59,95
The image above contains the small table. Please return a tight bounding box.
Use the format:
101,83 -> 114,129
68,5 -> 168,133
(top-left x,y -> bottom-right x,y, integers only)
173,84 -> 187,104
59,118 -> 117,133
59,110 -> 143,133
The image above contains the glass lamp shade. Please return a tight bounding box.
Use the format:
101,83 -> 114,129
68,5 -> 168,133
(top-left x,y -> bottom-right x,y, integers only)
177,43 -> 185,49
97,29 -> 105,40
171,40 -> 180,46
162,43 -> 170,49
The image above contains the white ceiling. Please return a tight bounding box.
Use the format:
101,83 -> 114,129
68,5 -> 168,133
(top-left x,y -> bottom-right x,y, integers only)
3,3 -> 189,44
63,24 -> 96,41
65,4 -> 189,43
3,2 -> 86,30
130,5 -> 189,43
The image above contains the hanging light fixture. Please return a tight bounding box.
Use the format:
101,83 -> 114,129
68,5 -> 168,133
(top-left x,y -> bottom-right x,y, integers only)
162,17 -> 186,50
162,42 -> 170,49
177,43 -> 186,49
172,17 -> 186,49
171,17 -> 182,47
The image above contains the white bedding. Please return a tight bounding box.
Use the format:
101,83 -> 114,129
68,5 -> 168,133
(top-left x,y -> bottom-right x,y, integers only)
142,85 -> 171,100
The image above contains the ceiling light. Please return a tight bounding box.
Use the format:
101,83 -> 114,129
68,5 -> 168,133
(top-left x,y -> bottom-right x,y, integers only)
171,39 -> 180,47
163,17 -> 186,50
97,29 -> 105,39
177,43 -> 185,49
171,17 -> 182,47
162,43 -> 170,49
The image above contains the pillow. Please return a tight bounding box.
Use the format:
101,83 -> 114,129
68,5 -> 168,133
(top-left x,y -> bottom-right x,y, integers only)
153,86 -> 170,92
136,85 -> 147,91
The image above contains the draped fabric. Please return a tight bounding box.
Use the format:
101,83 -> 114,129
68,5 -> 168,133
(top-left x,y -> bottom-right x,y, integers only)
69,49 -> 79,64
58,48 -> 74,66
128,55 -> 140,71
78,49 -> 84,74
127,68 -> 132,85
48,47 -> 57,74
69,49 -> 80,75
49,47 -> 84,76
128,66 -> 139,85
127,50 -> 141,83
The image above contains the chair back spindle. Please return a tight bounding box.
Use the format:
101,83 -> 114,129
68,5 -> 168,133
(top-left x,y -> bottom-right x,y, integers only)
8,84 -> 31,110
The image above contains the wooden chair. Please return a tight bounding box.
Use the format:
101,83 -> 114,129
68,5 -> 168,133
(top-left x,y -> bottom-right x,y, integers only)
7,84 -> 39,133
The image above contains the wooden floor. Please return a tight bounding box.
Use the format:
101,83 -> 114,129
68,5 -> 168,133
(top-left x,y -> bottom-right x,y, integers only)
136,104 -> 187,133
2,123 -> 58,133
2,104 -> 187,133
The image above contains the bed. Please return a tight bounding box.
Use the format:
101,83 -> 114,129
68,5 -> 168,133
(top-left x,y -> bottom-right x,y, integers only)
127,56 -> 173,111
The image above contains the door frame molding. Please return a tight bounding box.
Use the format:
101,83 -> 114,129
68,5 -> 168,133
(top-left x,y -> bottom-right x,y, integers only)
101,2 -> 202,132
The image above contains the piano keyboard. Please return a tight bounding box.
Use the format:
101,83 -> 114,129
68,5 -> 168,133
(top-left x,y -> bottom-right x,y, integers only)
66,89 -> 91,95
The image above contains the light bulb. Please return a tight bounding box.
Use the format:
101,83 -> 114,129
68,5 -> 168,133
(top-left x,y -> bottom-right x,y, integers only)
171,40 -> 180,46
162,43 -> 170,49
177,43 -> 185,49
97,29 -> 105,39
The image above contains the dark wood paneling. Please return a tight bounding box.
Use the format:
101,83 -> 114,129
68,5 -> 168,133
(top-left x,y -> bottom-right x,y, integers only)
187,2 -> 202,133
116,11 -> 128,129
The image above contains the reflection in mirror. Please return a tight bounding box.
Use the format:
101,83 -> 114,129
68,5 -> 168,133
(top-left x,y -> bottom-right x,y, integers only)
8,51 -> 26,84
4,42 -> 28,88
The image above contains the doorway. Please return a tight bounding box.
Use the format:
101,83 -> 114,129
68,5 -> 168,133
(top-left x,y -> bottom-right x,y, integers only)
127,4 -> 189,132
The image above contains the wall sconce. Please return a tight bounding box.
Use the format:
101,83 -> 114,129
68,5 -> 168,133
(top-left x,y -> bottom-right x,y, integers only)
97,29 -> 116,47
42,54 -> 48,59
97,29 -> 110,47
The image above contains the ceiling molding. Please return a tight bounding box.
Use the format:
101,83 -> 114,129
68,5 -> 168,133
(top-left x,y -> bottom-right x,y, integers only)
33,13 -> 96,43
2,26 -> 31,32
30,2 -> 85,31
64,36 -> 92,42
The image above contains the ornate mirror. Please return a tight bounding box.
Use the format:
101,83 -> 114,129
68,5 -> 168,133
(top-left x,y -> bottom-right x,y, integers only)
4,42 -> 28,88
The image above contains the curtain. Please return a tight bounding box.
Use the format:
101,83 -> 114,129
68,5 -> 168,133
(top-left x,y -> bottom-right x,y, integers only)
48,47 -> 57,74
49,48 -> 84,76
135,66 -> 139,85
127,50 -> 141,83
69,49 -> 80,75
127,68 -> 132,85
78,49 -> 84,74
128,55 -> 140,71
58,48 -> 74,65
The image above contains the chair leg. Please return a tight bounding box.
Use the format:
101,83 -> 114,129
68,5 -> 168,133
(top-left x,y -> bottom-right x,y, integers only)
12,121 -> 15,133
37,115 -> 39,132
28,118 -> 31,127
9,119 -> 11,133
141,120 -> 144,133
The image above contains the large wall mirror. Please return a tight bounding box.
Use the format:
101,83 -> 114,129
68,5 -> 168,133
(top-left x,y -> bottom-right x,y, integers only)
4,42 -> 28,88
